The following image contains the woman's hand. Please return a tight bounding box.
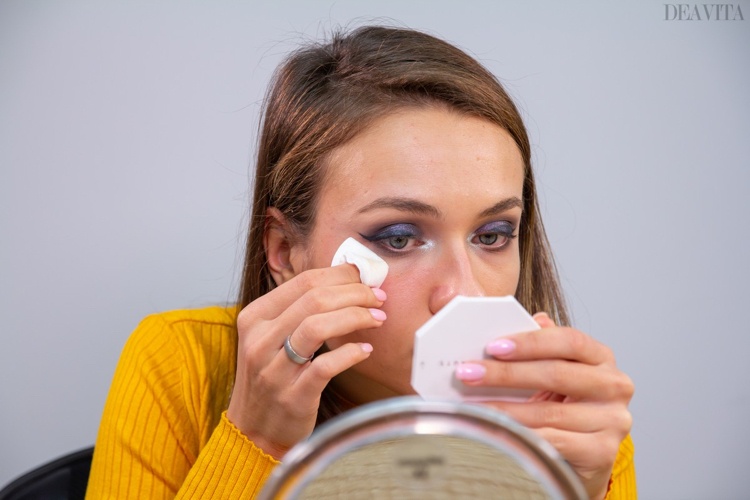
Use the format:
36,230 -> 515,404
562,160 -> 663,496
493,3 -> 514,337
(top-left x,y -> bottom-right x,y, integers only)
226,264 -> 386,459
457,313 -> 634,500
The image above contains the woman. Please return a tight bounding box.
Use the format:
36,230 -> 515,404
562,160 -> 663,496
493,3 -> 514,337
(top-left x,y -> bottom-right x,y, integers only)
87,26 -> 635,499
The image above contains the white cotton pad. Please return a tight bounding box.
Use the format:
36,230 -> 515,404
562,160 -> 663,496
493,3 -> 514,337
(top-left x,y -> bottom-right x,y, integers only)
331,237 -> 389,288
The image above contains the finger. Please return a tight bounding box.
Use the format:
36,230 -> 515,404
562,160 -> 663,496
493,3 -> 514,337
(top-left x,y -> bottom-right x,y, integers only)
528,390 -> 566,403
532,311 -> 556,328
246,281 -> 385,356
275,305 -> 385,369
234,342 -> 375,427
486,326 -> 614,365
238,264 -> 364,323
294,342 -> 375,395
282,281 -> 384,329
460,360 -> 632,401
533,427 -> 623,476
484,400 -> 627,434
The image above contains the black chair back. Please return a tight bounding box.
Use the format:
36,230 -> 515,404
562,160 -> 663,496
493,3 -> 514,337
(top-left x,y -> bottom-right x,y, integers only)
0,447 -> 94,500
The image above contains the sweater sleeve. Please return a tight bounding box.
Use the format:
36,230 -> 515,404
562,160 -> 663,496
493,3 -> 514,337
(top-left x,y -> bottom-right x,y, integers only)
86,312 -> 279,499
176,412 -> 278,498
604,434 -> 637,499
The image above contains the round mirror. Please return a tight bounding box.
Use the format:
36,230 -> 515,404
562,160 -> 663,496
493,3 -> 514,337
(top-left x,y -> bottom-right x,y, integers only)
259,397 -> 586,499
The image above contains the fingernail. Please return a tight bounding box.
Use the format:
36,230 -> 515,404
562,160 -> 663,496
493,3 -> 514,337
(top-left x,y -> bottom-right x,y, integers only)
533,312 -> 550,321
372,288 -> 387,301
486,338 -> 516,357
360,343 -> 373,353
455,363 -> 486,381
369,308 -> 387,321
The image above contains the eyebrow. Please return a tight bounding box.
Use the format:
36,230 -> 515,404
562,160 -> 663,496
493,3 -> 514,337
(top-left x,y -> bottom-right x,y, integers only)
356,196 -> 523,218
478,197 -> 524,218
357,197 -> 442,218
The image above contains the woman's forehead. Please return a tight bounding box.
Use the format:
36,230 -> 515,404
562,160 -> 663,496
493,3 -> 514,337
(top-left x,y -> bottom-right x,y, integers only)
320,108 -> 525,203
318,109 -> 524,228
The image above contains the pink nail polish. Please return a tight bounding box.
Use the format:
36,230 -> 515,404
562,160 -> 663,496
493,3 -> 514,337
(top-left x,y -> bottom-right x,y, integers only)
455,363 -> 486,381
369,308 -> 387,321
372,288 -> 387,301
486,338 -> 516,356
360,343 -> 373,353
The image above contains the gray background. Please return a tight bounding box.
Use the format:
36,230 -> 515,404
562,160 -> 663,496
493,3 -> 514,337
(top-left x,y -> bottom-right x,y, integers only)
1,1 -> 748,498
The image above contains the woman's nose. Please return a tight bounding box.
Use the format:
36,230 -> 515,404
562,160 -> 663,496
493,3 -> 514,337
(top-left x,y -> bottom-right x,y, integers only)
427,247 -> 484,314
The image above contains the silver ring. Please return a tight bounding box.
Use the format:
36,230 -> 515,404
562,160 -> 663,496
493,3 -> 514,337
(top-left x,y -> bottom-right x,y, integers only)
284,335 -> 313,364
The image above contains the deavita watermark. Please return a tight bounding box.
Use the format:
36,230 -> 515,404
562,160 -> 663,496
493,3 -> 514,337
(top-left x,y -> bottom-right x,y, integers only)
664,3 -> 745,20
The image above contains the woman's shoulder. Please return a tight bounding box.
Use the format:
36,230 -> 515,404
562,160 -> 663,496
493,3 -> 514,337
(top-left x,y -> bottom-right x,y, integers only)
143,304 -> 238,329
123,305 -> 239,380
94,305 -> 241,478
130,305 -> 238,344
119,305 -> 239,432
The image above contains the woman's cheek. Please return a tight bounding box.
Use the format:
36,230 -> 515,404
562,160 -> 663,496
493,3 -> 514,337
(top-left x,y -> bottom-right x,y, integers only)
337,262 -> 430,350
376,263 -> 433,338
379,257 -> 431,307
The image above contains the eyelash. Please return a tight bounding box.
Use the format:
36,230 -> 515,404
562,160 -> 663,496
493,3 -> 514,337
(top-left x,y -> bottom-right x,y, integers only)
360,223 -> 421,255
360,221 -> 517,255
471,222 -> 517,251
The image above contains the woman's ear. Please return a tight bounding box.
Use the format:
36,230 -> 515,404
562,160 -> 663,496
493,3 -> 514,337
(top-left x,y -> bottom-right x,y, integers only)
264,207 -> 304,286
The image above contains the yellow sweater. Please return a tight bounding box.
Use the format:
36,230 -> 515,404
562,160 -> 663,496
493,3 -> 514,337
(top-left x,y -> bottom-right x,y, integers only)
87,306 -> 637,499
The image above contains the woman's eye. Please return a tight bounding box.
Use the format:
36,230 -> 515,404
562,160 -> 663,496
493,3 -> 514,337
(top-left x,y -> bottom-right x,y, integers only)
472,221 -> 517,250
477,233 -> 500,246
386,235 -> 410,250
360,223 -> 420,253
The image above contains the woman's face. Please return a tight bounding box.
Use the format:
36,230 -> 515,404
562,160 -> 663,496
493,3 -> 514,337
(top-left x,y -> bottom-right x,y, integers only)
293,106 -> 526,403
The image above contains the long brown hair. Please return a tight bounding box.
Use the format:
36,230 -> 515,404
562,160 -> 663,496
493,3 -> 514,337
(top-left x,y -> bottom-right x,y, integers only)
237,25 -> 569,421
